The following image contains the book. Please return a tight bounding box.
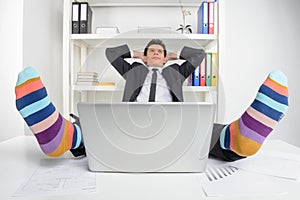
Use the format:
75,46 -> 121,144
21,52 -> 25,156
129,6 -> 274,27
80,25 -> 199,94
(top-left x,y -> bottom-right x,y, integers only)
77,78 -> 98,82
77,71 -> 98,76
186,75 -> 192,86
193,66 -> 200,86
79,2 -> 93,34
71,2 -> 80,34
98,82 -> 115,86
76,81 -> 99,85
76,71 -> 99,85
200,56 -> 206,86
214,1 -> 218,34
77,73 -> 98,78
211,52 -> 218,86
197,1 -> 208,34
96,27 -> 120,35
208,2 -> 214,34
205,52 -> 212,86
137,26 -> 172,34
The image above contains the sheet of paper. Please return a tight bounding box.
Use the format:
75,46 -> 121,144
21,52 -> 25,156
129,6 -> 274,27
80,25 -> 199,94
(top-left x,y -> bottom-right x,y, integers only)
229,150 -> 300,181
13,158 -> 96,197
200,168 -> 290,197
199,159 -> 291,197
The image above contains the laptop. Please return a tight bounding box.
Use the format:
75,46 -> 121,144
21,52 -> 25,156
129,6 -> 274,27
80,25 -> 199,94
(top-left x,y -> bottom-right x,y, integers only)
77,102 -> 215,173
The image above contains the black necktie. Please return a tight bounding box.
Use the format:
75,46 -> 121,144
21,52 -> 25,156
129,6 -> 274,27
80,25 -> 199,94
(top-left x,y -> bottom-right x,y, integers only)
149,69 -> 158,102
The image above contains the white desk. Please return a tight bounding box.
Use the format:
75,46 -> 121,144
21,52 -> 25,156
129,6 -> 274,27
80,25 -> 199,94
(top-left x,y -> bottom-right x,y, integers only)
1,136 -> 300,200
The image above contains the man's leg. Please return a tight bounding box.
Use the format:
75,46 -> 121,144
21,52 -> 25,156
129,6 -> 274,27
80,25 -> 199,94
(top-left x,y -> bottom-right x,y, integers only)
15,66 -> 85,157
209,70 -> 289,160
209,124 -> 246,161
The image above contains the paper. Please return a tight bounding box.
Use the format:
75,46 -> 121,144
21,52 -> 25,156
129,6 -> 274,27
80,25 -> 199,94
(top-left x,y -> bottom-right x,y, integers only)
13,158 -> 96,197
229,150 -> 300,181
199,159 -> 290,197
200,167 -> 290,197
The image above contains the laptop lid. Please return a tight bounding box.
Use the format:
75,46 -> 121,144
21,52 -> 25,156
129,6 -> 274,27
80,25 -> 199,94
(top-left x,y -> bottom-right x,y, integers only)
78,102 -> 215,172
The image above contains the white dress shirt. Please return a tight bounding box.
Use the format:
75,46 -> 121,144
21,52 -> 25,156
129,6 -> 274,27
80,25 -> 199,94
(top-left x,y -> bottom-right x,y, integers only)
136,67 -> 173,102
129,50 -> 181,102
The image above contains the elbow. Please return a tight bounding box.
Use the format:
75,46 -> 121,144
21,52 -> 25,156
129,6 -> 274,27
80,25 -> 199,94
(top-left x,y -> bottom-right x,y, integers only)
105,48 -> 115,63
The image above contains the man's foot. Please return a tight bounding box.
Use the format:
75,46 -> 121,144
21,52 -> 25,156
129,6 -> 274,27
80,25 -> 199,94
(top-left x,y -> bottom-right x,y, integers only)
220,70 -> 289,156
15,66 -> 84,157
69,113 -> 86,157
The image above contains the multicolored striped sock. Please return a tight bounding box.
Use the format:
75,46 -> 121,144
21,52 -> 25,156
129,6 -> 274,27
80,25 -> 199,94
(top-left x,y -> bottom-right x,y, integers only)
15,66 -> 83,157
220,70 -> 289,156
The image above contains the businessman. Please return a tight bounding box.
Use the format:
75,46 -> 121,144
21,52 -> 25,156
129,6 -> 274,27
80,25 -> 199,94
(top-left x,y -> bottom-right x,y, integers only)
105,39 -> 205,102
15,39 -> 289,161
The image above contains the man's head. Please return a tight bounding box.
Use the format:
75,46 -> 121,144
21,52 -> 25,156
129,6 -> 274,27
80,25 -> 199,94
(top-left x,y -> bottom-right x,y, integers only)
143,39 -> 167,67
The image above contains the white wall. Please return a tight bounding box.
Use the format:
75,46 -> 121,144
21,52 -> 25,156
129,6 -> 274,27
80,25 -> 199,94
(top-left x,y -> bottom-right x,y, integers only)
23,0 -> 63,111
0,0 -> 63,142
218,0 -> 300,147
22,0 -> 63,135
0,1 -> 24,142
2,0 -> 300,148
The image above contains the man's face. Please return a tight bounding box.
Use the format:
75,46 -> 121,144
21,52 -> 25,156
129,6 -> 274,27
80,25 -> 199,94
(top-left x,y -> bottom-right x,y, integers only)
143,44 -> 167,67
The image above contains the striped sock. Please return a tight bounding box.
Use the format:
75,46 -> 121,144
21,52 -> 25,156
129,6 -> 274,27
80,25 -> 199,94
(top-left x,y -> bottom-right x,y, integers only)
15,66 -> 83,157
220,70 -> 289,156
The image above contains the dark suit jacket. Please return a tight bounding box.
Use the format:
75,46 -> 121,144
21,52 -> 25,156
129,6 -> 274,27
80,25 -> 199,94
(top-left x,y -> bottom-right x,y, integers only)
105,44 -> 205,102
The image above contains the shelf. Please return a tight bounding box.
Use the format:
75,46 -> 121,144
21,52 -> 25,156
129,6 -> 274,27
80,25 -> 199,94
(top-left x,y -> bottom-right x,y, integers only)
87,0 -> 210,7
73,85 -> 121,91
73,85 -> 216,92
71,33 -> 217,40
71,33 -> 217,48
183,86 -> 216,92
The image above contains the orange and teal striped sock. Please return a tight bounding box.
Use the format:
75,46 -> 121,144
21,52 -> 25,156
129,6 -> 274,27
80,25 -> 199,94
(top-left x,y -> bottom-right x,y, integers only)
15,66 -> 83,157
220,70 -> 289,156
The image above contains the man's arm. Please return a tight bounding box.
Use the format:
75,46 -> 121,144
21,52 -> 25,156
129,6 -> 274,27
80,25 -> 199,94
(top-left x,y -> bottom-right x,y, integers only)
132,50 -> 144,60
132,50 -> 178,63
178,46 -> 206,78
180,46 -> 205,68
166,52 -> 178,61
105,44 -> 133,76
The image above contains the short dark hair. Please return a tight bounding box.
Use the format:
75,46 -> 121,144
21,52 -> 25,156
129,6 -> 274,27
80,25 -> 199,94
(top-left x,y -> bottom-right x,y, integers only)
144,39 -> 167,57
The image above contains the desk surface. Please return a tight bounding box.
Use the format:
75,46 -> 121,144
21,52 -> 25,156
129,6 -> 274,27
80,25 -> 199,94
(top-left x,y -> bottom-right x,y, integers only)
1,136 -> 300,200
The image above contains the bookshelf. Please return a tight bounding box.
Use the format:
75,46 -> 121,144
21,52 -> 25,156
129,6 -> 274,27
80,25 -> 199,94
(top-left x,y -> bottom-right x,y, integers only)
62,0 -> 220,119
87,0 -> 207,7
71,33 -> 217,48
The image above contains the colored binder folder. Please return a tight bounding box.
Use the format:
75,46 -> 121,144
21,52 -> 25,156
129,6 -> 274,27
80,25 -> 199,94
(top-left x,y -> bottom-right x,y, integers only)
197,1 -> 208,34
79,2 -> 93,34
206,53 -> 212,86
200,56 -> 206,86
187,74 -> 192,86
211,52 -> 218,86
213,1 -> 218,34
193,66 -> 200,86
208,2 -> 214,34
72,2 -> 80,34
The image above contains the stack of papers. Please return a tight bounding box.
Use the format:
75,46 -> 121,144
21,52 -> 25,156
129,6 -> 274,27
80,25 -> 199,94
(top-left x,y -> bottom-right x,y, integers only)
200,149 -> 300,198
230,150 -> 300,181
76,71 -> 99,85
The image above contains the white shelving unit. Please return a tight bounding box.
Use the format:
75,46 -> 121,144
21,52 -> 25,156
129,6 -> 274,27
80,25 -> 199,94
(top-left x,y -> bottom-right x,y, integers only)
73,85 -> 216,92
71,33 -> 217,47
87,0 -> 207,7
62,0 -> 220,119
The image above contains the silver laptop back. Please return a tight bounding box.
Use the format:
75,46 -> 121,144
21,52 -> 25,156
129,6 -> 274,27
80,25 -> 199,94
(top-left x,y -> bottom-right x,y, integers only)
77,102 -> 215,172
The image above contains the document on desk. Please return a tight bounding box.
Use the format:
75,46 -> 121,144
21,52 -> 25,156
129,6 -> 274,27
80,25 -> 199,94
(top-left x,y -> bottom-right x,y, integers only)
13,158 -> 96,197
200,167 -> 291,197
229,150 -> 300,181
200,159 -> 291,197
